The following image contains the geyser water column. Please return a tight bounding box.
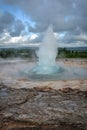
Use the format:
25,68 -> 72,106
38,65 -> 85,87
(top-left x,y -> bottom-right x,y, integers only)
31,25 -> 61,74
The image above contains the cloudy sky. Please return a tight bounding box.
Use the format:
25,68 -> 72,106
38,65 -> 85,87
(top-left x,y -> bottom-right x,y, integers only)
0,0 -> 87,47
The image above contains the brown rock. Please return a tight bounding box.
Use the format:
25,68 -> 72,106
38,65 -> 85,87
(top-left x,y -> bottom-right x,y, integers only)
0,84 -> 87,130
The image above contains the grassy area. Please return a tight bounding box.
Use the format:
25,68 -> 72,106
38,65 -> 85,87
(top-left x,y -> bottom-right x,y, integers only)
0,48 -> 36,58
57,48 -> 87,58
0,48 -> 87,58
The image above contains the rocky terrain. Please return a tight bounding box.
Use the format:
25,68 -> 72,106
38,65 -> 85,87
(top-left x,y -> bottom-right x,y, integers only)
0,59 -> 87,130
0,82 -> 87,130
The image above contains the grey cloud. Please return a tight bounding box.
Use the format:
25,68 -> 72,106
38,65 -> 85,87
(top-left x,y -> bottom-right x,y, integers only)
0,12 -> 14,33
3,0 -> 87,33
2,0 -> 87,46
29,23 -> 48,33
28,33 -> 43,43
10,20 -> 25,37
3,0 -> 19,5
0,11 -> 25,37
29,36 -> 42,43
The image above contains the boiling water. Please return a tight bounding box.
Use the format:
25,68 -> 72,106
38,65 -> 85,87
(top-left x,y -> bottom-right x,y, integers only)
24,26 -> 87,80
31,25 -> 62,74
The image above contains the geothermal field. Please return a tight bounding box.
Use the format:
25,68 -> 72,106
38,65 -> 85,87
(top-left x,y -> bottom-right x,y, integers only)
0,26 -> 87,130
0,58 -> 87,130
1,0 -> 87,129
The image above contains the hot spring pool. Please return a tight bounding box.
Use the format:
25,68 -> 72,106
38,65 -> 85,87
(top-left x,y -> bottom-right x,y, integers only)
24,65 -> 87,81
0,59 -> 87,81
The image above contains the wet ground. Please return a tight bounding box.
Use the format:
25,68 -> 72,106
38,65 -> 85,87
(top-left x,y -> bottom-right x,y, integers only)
0,83 -> 87,130
0,58 -> 87,130
0,58 -> 87,81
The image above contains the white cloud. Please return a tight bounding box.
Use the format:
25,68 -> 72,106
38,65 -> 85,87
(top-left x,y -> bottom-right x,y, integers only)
0,30 -> 87,48
0,31 -> 39,46
29,34 -> 38,40
0,0 -> 87,48
75,34 -> 87,41
7,36 -> 24,43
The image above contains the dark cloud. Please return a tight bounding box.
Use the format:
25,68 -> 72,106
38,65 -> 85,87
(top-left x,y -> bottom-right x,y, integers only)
3,0 -> 19,5
1,0 -> 87,46
0,12 -> 14,33
10,20 -> 25,37
29,23 -> 48,33
0,11 -> 25,37
3,0 -> 87,34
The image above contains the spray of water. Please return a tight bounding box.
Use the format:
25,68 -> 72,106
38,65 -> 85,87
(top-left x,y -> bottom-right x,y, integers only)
31,25 -> 61,74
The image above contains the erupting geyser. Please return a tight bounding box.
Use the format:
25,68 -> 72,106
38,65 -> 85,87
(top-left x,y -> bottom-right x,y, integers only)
31,25 -> 62,74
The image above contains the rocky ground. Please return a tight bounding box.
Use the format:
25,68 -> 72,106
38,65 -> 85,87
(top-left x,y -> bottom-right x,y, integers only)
0,83 -> 87,130
0,58 -> 87,130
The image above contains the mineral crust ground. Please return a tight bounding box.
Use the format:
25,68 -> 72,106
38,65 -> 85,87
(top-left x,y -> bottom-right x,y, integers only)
0,58 -> 87,130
